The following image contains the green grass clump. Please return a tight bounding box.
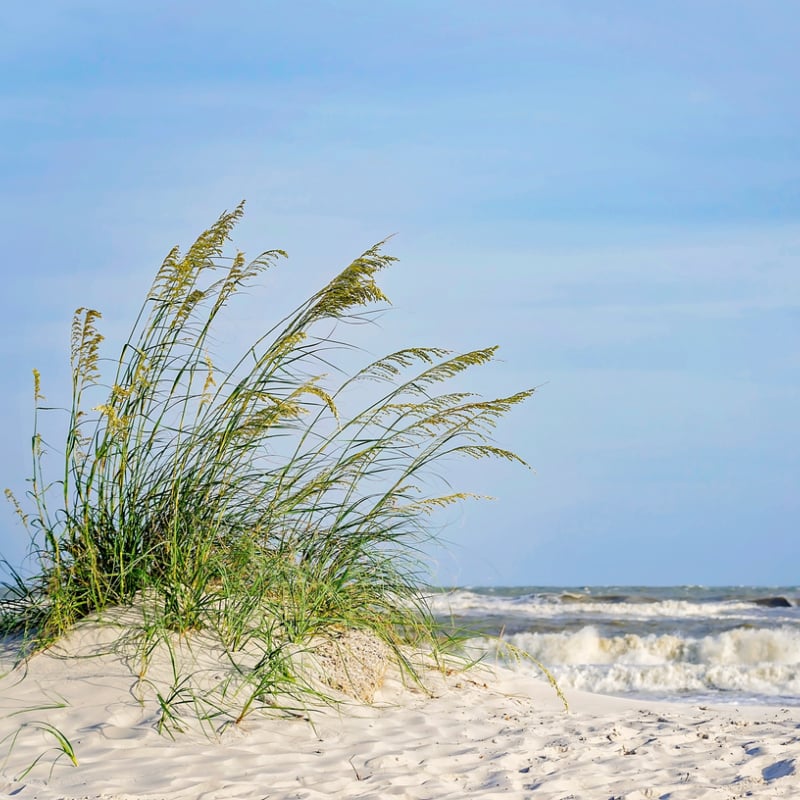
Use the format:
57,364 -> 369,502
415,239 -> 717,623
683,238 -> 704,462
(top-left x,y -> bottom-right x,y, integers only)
2,203 -> 532,720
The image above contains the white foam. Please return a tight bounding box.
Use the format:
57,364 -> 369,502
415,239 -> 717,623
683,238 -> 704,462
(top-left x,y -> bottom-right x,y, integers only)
477,625 -> 800,699
427,590 -> 790,622
543,662 -> 800,698
699,626 -> 800,664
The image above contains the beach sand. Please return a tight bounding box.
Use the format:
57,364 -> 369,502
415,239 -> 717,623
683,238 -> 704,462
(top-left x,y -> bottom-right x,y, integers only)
0,627 -> 798,799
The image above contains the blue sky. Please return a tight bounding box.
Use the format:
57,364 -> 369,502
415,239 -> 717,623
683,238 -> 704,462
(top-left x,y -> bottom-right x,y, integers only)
1,2 -> 798,586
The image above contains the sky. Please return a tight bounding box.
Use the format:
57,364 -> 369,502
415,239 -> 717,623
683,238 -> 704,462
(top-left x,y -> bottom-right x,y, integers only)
1,1 -> 798,586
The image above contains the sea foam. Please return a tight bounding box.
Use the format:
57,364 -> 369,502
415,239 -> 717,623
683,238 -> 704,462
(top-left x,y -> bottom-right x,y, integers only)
437,587 -> 800,704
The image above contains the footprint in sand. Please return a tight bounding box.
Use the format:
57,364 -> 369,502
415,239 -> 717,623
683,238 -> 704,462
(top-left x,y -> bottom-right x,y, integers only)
762,758 -> 796,782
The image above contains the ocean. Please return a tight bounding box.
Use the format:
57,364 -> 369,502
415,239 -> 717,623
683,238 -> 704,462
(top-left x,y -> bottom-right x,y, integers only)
428,586 -> 800,707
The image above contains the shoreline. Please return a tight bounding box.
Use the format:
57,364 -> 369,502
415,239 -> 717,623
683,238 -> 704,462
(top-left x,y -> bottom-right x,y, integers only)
430,585 -> 800,707
1,631 -> 798,799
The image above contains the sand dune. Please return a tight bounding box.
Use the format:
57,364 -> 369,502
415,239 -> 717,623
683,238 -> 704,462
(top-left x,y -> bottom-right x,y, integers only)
1,628 -> 798,799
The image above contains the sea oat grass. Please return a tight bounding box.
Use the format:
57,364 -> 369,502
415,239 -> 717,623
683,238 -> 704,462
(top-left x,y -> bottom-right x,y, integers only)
2,203 -> 534,723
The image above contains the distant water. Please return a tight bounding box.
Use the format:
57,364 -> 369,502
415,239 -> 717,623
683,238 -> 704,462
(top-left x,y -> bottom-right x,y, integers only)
428,586 -> 800,707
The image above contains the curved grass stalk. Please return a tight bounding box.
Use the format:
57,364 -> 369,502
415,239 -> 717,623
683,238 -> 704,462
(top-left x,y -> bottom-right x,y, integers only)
0,719 -> 78,781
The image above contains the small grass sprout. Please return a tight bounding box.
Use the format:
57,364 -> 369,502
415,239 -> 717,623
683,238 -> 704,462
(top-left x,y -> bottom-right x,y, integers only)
1,719 -> 78,781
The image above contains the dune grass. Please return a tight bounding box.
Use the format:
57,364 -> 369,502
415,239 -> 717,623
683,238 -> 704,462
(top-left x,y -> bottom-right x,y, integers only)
1,203 -> 533,725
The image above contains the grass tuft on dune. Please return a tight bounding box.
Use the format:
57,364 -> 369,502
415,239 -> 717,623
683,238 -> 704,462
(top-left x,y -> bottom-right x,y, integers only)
1,203 -> 533,730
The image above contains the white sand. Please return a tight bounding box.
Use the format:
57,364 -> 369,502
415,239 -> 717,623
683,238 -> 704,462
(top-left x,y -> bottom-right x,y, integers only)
1,627 -> 798,800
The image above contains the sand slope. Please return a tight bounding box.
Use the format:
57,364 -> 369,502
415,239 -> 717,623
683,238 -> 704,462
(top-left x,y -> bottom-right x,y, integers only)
0,630 -> 798,800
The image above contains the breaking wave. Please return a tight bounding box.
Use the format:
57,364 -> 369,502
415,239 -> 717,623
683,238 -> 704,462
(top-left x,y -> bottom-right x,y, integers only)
488,625 -> 800,703
428,589 -> 799,624
433,587 -> 800,704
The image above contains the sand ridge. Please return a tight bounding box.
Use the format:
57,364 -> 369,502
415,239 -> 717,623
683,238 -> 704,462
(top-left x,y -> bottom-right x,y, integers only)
0,630 -> 798,799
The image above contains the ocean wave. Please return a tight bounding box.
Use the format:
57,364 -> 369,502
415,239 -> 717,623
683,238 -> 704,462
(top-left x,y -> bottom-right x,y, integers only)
427,590 -> 797,623
496,625 -> 800,667
473,625 -> 800,700
540,662 -> 800,700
